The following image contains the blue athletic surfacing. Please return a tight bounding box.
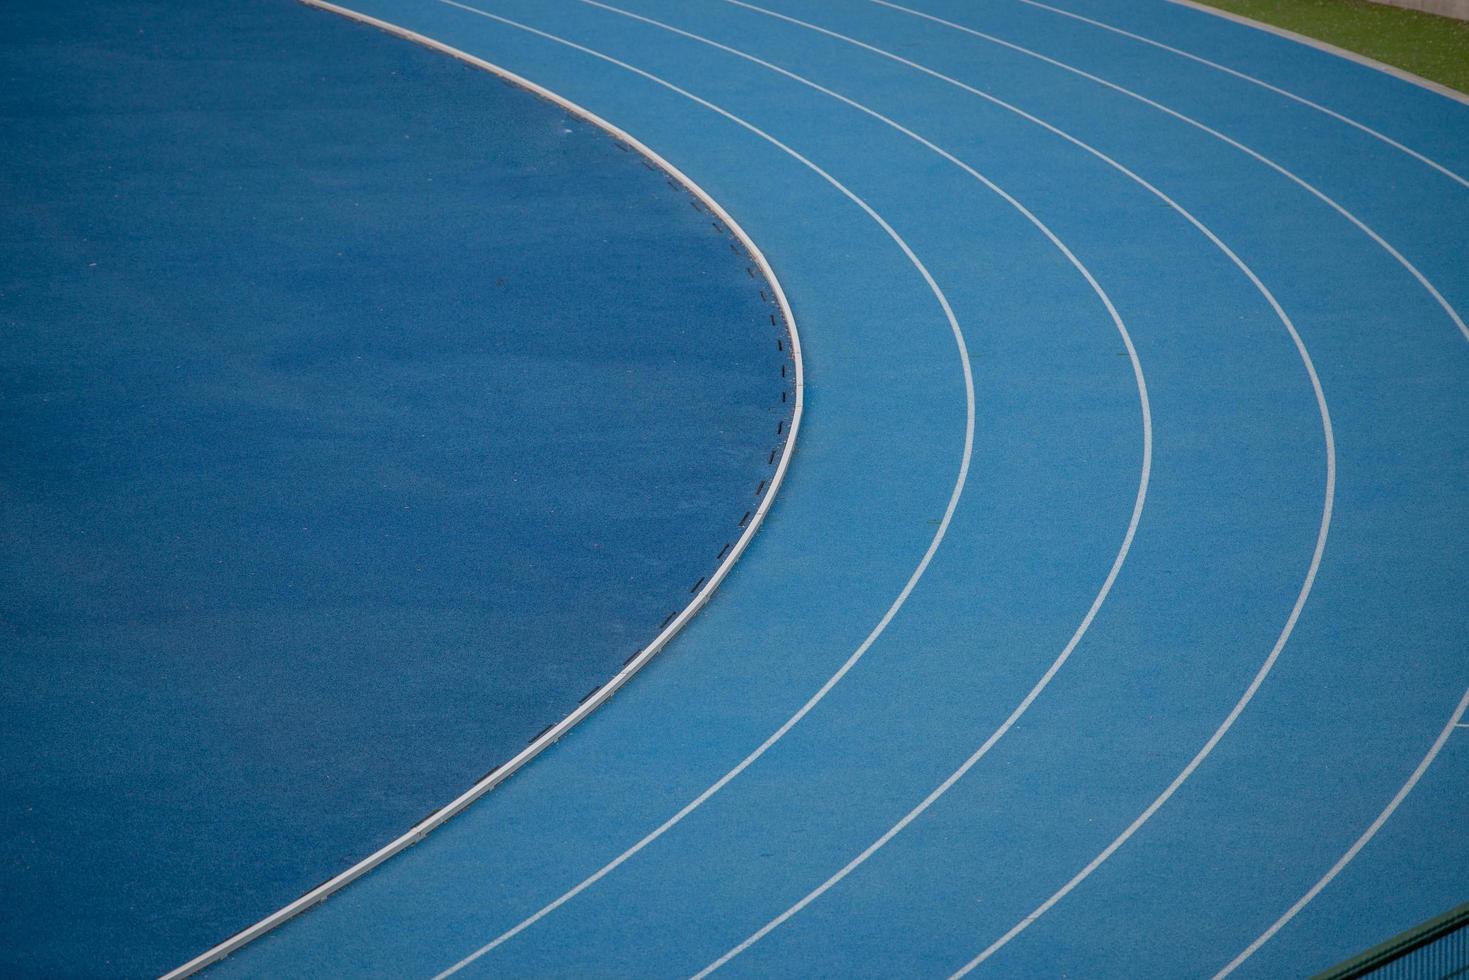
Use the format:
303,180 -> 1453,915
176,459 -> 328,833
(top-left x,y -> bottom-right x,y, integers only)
196,1 -> 1469,978
7,0 -> 1468,975
0,0 -> 791,975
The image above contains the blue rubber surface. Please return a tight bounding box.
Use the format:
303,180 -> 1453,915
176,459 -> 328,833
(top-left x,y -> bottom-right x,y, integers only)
0,1 -> 791,975
198,1 -> 1469,978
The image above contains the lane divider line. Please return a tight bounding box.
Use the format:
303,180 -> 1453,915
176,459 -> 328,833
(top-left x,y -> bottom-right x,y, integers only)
1214,685 -> 1469,978
158,2 -> 806,975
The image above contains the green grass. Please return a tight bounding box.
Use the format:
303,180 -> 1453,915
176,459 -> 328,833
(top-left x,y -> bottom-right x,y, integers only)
1189,0 -> 1469,95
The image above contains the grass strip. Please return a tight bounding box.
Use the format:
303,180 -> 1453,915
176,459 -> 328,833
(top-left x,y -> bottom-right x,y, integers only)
1189,0 -> 1469,95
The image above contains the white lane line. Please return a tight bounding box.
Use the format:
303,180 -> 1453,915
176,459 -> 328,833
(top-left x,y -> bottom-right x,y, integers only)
161,4 -> 806,977
423,2 -> 980,976
1213,685 -> 1469,979
694,3 -> 1332,974
871,0 -> 1469,346
1013,0 -> 1469,190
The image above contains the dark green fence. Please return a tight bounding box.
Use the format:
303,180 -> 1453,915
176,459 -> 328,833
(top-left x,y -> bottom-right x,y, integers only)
1313,901 -> 1469,979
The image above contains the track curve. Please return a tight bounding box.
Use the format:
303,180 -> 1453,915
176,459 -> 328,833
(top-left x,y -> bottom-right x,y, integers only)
204,1 -> 1469,977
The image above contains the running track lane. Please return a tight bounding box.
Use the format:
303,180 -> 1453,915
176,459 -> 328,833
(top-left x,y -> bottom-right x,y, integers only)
208,1 -> 1469,977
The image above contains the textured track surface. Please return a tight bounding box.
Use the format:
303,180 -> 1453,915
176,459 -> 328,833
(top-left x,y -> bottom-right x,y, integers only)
187,2 -> 1469,978
15,0 -> 1463,975
0,0 -> 791,974
208,1 -> 1468,978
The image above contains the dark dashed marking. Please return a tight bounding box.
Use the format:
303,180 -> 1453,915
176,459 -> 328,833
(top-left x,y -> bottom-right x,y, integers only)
470,138 -> 798,832
567,200 -> 795,730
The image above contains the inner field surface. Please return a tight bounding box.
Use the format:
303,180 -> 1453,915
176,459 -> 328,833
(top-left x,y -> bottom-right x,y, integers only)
0,0 -> 793,974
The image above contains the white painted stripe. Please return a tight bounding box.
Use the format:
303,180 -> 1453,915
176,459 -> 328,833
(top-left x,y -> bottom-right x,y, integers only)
691,3 -> 1331,974
1016,0 -> 1469,189
420,1 -> 984,976
1168,0 -> 1469,108
1213,685 -> 1469,978
159,2 -> 806,976
872,0 -> 1469,346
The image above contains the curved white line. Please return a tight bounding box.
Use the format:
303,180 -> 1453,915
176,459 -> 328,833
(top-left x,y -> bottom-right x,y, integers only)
1167,0 -> 1469,108
160,2 -> 807,976
420,1 -> 984,976
693,3 -> 1332,974
1213,686 -> 1469,979
1014,0 -> 1469,190
870,0 -> 1469,346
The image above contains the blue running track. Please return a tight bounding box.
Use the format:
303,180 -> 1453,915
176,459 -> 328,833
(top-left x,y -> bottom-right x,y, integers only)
7,0 -> 1469,977
207,1 -> 1469,977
